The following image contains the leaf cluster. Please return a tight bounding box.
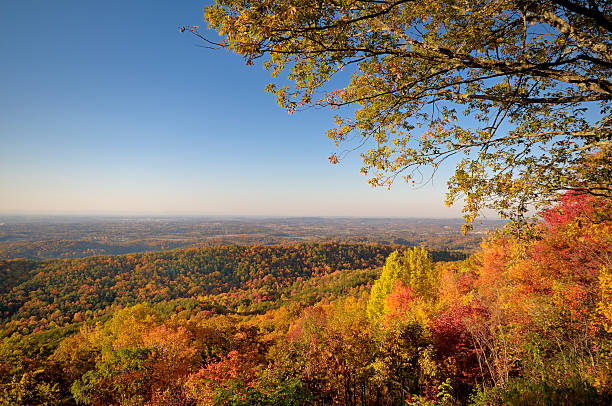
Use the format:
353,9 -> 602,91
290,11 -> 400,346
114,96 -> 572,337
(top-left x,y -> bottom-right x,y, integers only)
198,0 -> 612,229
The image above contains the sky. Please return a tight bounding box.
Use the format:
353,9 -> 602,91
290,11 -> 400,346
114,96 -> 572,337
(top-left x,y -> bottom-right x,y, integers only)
0,0 -> 463,218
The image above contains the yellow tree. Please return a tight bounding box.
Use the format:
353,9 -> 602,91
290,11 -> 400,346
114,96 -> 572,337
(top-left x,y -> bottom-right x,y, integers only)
189,0 -> 612,229
367,247 -> 436,320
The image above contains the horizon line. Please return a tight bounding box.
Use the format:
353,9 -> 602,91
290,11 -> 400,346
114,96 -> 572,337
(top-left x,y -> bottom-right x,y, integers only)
0,213 -> 503,222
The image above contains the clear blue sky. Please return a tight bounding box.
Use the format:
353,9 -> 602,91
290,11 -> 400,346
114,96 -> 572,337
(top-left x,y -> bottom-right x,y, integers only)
0,0 -> 462,218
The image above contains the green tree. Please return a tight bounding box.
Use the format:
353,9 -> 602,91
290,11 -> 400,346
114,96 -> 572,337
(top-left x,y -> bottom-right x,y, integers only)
367,247 -> 436,320
191,0 -> 611,229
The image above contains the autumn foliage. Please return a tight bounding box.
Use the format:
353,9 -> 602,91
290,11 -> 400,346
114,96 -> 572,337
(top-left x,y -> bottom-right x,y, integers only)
0,194 -> 611,405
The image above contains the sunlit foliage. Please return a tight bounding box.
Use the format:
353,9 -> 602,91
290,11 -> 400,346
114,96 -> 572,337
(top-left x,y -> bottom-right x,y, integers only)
193,0 -> 612,229
1,194 -> 611,404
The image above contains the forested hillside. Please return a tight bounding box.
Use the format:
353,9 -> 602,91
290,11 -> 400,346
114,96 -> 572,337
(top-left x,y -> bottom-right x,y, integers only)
1,243 -> 405,336
1,194 -> 610,405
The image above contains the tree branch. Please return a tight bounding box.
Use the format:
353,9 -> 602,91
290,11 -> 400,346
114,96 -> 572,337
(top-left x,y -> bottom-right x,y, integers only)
551,0 -> 612,33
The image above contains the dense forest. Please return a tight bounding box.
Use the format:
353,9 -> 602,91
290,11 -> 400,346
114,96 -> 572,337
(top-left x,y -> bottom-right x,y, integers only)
2,243 -> 419,336
1,193 -> 610,405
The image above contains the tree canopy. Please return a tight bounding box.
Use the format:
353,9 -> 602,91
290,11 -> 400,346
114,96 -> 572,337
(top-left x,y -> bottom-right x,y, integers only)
190,0 -> 611,228
367,247 -> 436,320
2,194 -> 611,404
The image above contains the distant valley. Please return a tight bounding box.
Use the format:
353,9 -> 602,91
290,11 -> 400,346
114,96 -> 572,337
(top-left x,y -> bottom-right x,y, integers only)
0,216 -> 501,260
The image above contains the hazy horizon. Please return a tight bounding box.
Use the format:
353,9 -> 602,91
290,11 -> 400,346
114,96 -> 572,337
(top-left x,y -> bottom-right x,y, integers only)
0,213 -> 499,221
